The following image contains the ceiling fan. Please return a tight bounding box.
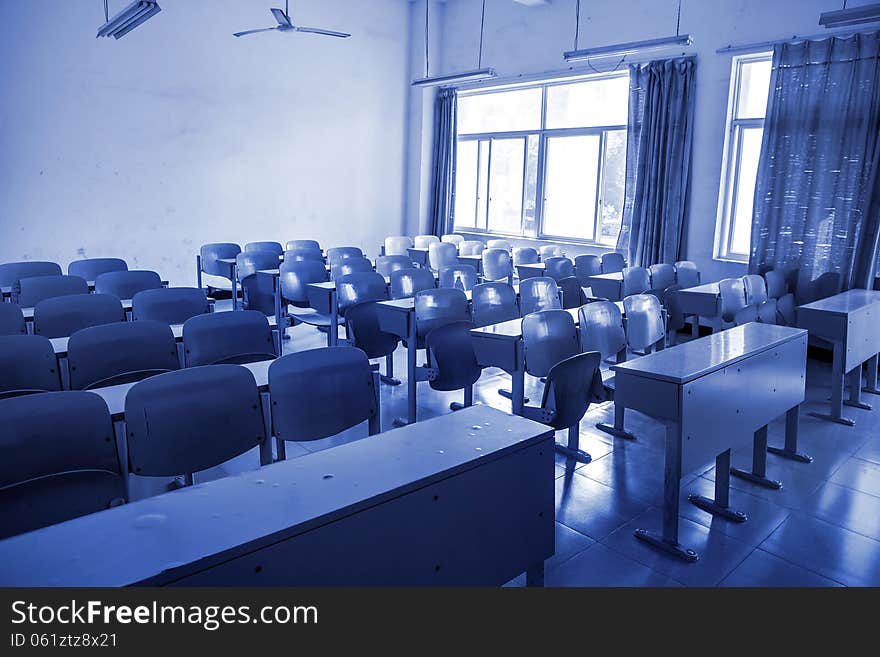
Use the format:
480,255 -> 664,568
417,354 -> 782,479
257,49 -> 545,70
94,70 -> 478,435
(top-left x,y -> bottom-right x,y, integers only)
234,1 -> 351,39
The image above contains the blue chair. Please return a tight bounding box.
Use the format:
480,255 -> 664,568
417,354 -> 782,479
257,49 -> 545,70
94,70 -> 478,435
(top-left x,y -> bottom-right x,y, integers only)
17,275 -> 88,307
280,260 -> 338,341
519,277 -> 561,315
345,301 -> 400,386
330,256 -> 374,281
459,240 -> 485,256
539,245 -> 564,260
327,246 -> 364,266
624,294 -> 666,355
414,288 -> 471,351
622,266 -> 651,297
426,321 -> 483,411
0,303 -> 26,335
33,293 -> 124,339
0,335 -> 61,399
67,320 -> 179,390
336,272 -> 388,317
764,270 -> 788,300
0,261 -> 61,288
126,365 -> 267,482
198,242 -> 240,291
601,252 -> 626,273
414,235 -> 440,249
284,248 -> 325,263
183,310 -> 275,367
574,255 -> 602,287
558,276 -> 585,309
0,391 -> 125,539
384,236 -> 413,256
438,264 -> 478,292
471,282 -> 519,327
286,239 -> 321,252
236,252 -> 279,281
132,288 -> 210,325
441,234 -> 464,248
487,239 -> 512,250
68,258 -> 127,280
718,278 -> 748,329
375,255 -> 413,276
648,263 -> 676,301
245,241 -> 283,257
94,270 -> 162,300
481,248 -> 512,283
742,274 -> 776,324
389,268 -> 435,299
428,242 -> 459,271
674,260 -> 701,288
236,252 -> 279,315
664,285 -> 687,345
269,347 -> 380,460
513,247 -> 539,266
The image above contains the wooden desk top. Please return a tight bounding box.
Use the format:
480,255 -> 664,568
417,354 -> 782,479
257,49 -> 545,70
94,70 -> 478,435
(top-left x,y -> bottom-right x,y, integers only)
798,289 -> 880,316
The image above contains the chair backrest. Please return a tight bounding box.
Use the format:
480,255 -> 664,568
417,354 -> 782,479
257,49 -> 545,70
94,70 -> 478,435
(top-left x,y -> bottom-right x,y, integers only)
244,241 -> 283,257
33,293 -> 124,339
522,310 -> 580,378
471,282 -> 519,327
574,255 -> 602,285
131,287 -> 210,325
0,303 -> 26,336
280,259 -> 328,306
125,365 -> 265,477
414,235 -> 440,249
0,391 -> 124,539
199,243 -> 241,278
269,347 -> 378,442
622,266 -> 651,297
648,263 -> 676,293
539,244 -> 564,260
0,335 -> 61,398
513,247 -> 539,266
543,256 -> 574,282
0,261 -> 62,288
384,236 -> 413,256
375,255 -> 413,276
441,234 -> 464,247
519,277 -> 561,315
601,252 -> 626,273
743,274 -> 768,307
414,288 -> 471,340
94,270 -> 162,300
426,321 -> 482,392
284,248 -> 325,263
459,240 -> 485,256
236,251 -> 280,281
481,248 -> 512,281
67,320 -> 179,390
67,258 -> 127,280
428,242 -> 459,270
776,293 -> 796,326
539,352 -> 602,430
623,294 -> 665,351
558,276 -> 585,309
579,301 -> 626,361
718,277 -> 748,323
326,246 -> 364,266
487,239 -> 512,250
674,261 -> 700,288
286,239 -> 321,252
764,269 -> 788,299
344,301 -> 399,359
183,310 -> 275,367
336,272 -> 388,316
663,284 -> 686,332
330,256 -> 374,281
438,264 -> 478,292
389,267 -> 435,299
17,275 -> 88,307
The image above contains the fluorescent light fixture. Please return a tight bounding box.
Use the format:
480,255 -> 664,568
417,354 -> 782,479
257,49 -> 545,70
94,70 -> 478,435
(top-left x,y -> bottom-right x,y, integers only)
819,2 -> 880,28
411,68 -> 497,88
564,34 -> 693,62
97,1 -> 161,39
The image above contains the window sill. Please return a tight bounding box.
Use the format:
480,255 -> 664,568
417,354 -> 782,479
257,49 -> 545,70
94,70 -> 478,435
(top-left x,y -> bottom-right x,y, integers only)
713,255 -> 749,265
453,229 -> 619,252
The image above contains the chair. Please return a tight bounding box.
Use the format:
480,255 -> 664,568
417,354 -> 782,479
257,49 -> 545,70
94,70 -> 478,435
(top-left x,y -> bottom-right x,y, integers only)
625,294 -> 666,356
375,255 -> 413,276
33,294 -> 124,339
622,266 -> 651,297
426,321 -> 483,411
513,247 -> 539,266
674,261 -> 701,288
94,270 -> 162,300
244,241 -> 283,257
558,276 -> 585,309
67,258 -> 127,280
237,252 -> 281,315
279,260 -> 338,341
663,285 -> 687,345
438,265 -> 478,292
0,261 -> 62,288
487,239 -> 512,250
67,320 -> 179,390
345,301 -> 400,386
0,391 -> 125,539
574,255 -> 602,287
481,248 -> 512,283
414,235 -> 440,249
471,282 -> 519,328
284,248 -> 325,263
428,242 -> 459,271
718,278 -> 748,328
459,240 -> 485,256
17,275 -> 88,307
183,311 -> 275,367
414,288 -> 471,351
198,242 -> 240,291
384,236 -> 413,256
519,277 -> 561,315
330,256 -> 374,281
764,269 -> 788,300
236,251 -> 280,281
776,293 -> 797,327
601,252 -> 626,273
543,256 -> 575,282
326,246 -> 364,266
0,335 -> 61,399
539,244 -> 564,260
389,267 -> 435,299
441,234 -> 464,248
648,263 -> 676,301
269,347 -> 380,460
336,272 -> 388,317
132,287 -> 210,325
0,303 -> 25,335
742,274 -> 776,324
286,239 -> 321,252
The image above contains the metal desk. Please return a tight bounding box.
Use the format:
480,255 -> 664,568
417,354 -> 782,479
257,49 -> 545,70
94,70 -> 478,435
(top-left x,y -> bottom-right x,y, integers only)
797,289 -> 880,426
457,254 -> 483,275
676,282 -> 721,337
516,262 -> 545,280
407,247 -> 430,268
0,405 -> 554,587
611,323 -> 808,561
584,272 -> 624,301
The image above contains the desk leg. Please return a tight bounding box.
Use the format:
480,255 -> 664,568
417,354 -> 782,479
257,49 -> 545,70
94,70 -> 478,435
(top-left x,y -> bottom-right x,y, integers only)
258,391 -> 273,466
498,341 -> 530,406
689,450 -> 748,522
809,341 -> 855,426
691,315 -> 700,338
844,365 -> 873,411
525,562 -> 545,587
768,405 -> 812,463
196,255 -> 202,290
863,354 -> 880,395
231,265 -> 239,311
393,314 -> 418,427
634,421 -> 698,562
597,402 -> 635,440
731,425 -> 783,489
328,291 -> 339,347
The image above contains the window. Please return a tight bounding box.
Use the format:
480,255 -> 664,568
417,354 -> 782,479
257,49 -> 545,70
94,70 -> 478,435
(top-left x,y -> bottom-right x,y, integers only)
453,73 -> 629,245
715,53 -> 773,261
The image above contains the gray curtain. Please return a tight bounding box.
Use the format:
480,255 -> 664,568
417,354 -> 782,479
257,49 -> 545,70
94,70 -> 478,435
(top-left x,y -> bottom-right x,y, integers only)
749,32 -> 880,295
617,58 -> 696,267
430,88 -> 457,237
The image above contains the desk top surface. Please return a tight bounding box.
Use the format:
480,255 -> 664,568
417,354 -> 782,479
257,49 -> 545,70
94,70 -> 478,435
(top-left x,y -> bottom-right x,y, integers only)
23,299 -> 133,319
0,405 -> 550,587
587,272 -> 624,281
798,289 -> 880,316
612,323 -> 806,384
679,282 -> 720,295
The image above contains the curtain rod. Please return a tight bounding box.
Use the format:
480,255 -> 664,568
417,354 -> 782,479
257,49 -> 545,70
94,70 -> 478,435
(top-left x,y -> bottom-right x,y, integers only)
716,25 -> 879,55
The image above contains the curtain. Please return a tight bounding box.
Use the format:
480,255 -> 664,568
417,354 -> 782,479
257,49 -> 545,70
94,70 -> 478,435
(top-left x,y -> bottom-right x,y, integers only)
429,88 -> 457,237
749,32 -> 880,296
617,57 -> 696,267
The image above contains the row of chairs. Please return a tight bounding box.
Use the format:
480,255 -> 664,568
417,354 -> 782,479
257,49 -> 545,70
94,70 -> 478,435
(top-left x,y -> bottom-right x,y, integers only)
2,270 -> 165,308
0,257 -> 131,289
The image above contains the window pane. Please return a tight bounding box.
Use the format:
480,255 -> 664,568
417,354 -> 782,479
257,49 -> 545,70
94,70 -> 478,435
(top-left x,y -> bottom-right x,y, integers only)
597,130 -> 627,246
476,141 -> 489,230
735,58 -> 772,120
522,135 -> 540,236
458,88 -> 542,135
487,139 -> 525,234
729,126 -> 763,255
545,76 -> 629,129
542,135 -> 600,240
453,141 -> 478,229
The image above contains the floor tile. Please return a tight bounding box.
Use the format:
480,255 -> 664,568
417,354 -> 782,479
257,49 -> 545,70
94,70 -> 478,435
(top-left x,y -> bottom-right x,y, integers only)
546,522 -> 595,572
719,549 -> 842,587
703,459 -> 825,511
853,437 -> 880,466
555,472 -> 650,541
829,458 -> 880,498
801,481 -> 880,541
547,543 -> 683,587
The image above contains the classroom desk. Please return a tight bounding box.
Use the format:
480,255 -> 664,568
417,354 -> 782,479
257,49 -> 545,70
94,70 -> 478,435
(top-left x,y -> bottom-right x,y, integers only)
584,272 -> 625,301
676,282 -> 721,337
610,323 -> 808,561
407,247 -> 430,268
457,254 -> 483,275
0,405 -> 554,587
797,289 -> 880,426
516,262 -> 545,280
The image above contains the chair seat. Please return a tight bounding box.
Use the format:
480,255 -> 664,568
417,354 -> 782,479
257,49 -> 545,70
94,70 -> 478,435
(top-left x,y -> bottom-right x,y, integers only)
287,307 -> 342,327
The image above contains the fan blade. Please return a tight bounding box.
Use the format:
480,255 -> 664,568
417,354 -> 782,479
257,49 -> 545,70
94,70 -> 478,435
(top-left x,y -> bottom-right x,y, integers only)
233,26 -> 280,37
270,8 -> 292,27
294,26 -> 351,38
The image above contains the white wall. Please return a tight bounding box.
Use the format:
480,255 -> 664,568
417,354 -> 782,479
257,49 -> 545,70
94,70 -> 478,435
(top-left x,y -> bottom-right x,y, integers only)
422,0 -> 874,281
0,0 -> 410,285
